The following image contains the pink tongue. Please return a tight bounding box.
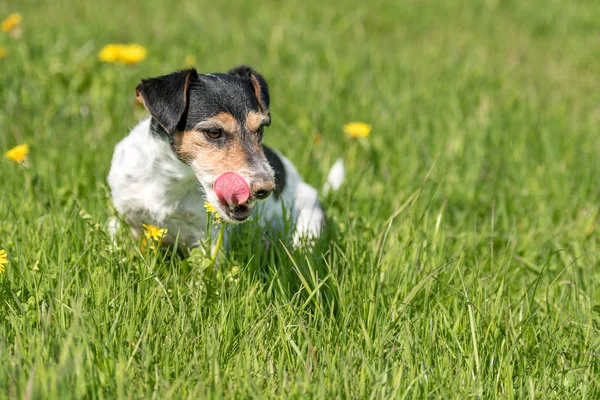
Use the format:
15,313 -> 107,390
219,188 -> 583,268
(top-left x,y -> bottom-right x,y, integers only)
214,172 -> 250,206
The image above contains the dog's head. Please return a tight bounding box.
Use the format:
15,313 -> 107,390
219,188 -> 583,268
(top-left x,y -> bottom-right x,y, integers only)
135,65 -> 276,223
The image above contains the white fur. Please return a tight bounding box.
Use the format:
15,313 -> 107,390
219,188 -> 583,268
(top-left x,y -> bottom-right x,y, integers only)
108,118 -> 327,249
322,158 -> 345,195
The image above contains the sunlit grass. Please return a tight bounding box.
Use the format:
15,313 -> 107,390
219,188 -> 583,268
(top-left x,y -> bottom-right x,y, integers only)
1,0 -> 599,398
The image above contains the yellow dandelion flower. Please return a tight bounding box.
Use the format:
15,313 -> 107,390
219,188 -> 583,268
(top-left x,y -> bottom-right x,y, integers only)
142,224 -> 168,241
204,201 -> 217,214
204,201 -> 223,224
0,46 -> 6,59
184,54 -> 196,66
343,122 -> 371,138
5,143 -> 29,163
98,44 -> 121,63
120,43 -> 147,64
0,249 -> 7,274
1,13 -> 22,33
98,43 -> 148,65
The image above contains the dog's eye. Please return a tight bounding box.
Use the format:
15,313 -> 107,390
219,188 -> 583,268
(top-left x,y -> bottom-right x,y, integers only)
257,126 -> 264,140
204,129 -> 223,140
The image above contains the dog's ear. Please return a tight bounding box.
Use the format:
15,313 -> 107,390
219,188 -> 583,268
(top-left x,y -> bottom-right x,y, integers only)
228,65 -> 270,118
135,68 -> 198,134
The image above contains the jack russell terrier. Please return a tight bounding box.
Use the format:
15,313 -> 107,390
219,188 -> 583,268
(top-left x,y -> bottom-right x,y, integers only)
108,65 -> 343,251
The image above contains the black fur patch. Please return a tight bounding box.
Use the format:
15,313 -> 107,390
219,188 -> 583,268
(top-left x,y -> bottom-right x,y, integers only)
228,65 -> 271,119
183,72 -> 268,128
136,69 -> 197,134
262,145 -> 286,198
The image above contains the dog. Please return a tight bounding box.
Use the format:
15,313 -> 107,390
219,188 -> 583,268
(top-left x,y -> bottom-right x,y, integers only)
108,65 -> 343,251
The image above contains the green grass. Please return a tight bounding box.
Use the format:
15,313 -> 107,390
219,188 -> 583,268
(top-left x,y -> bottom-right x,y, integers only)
1,0 -> 600,397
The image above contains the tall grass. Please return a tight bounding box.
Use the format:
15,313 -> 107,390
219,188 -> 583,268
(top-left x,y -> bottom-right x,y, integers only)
1,0 -> 599,397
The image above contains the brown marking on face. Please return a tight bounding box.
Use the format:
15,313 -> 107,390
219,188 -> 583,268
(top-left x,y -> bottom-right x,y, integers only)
173,130 -> 260,176
175,131 -> 254,175
173,111 -> 243,163
245,110 -> 268,133
173,130 -> 195,164
211,112 -> 241,134
172,110 -> 273,189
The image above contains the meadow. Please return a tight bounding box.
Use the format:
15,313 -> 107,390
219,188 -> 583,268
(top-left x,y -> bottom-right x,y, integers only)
1,0 -> 600,398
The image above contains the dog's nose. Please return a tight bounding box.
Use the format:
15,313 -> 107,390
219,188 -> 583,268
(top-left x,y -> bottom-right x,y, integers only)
251,177 -> 275,200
